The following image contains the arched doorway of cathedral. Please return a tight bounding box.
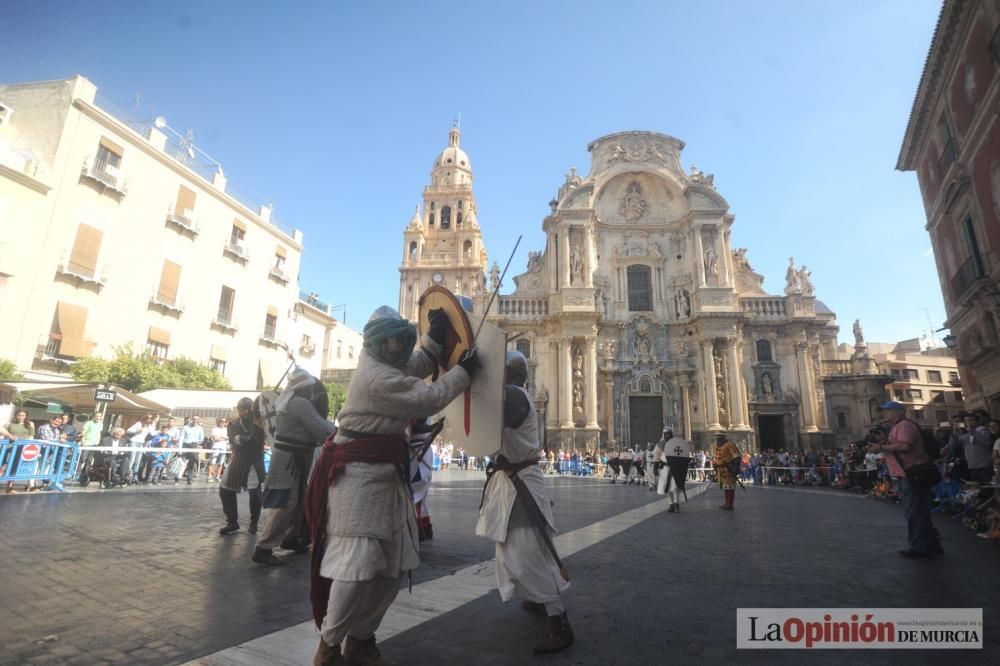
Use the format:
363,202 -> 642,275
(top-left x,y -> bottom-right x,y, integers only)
628,375 -> 663,448
756,413 -> 785,451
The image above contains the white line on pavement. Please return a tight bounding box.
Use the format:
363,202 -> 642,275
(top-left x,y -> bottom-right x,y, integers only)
184,483 -> 707,666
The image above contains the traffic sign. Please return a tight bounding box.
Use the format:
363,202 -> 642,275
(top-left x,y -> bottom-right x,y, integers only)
94,388 -> 117,403
20,443 -> 40,462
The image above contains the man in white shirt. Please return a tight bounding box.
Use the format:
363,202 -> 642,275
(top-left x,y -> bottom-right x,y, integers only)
207,417 -> 230,482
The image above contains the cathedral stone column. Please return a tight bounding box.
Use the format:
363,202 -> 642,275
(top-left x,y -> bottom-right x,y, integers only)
585,338 -> 599,428
605,379 -> 616,446
692,223 -> 706,288
548,232 -> 558,292
559,225 -> 571,289
701,340 -> 721,429
795,342 -> 819,432
559,337 -> 574,428
583,227 -> 595,288
726,338 -> 748,428
680,378 -> 693,439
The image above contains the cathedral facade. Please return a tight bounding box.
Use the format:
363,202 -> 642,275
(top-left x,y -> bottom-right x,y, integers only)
400,129 -> 842,451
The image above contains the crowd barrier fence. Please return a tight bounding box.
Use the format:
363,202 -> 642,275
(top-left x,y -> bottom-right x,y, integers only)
0,438 -> 81,492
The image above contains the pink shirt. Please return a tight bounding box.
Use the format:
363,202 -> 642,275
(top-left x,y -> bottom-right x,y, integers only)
882,419 -> 927,478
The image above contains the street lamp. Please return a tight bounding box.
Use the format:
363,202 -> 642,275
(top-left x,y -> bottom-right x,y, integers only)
942,334 -> 957,351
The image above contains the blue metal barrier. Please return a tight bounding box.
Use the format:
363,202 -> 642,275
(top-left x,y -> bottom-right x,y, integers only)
0,438 -> 81,493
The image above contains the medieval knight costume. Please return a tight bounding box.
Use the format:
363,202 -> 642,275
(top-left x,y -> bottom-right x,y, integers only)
409,418 -> 441,542
662,435 -> 692,513
713,434 -> 741,510
476,351 -> 574,654
307,305 -> 475,666
218,397 -> 266,535
253,369 -> 335,565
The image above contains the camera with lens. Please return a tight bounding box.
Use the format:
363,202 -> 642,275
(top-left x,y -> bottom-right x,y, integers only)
847,425 -> 886,466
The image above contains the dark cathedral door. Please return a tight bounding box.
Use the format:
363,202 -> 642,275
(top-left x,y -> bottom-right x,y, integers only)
628,396 -> 663,448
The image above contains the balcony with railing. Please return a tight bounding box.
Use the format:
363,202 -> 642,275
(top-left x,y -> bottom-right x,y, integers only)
950,255 -> 986,302
148,289 -> 184,316
739,297 -> 787,317
211,308 -> 237,334
821,359 -> 853,376
223,239 -> 250,263
496,296 -> 549,319
299,290 -> 331,314
269,264 -> 290,284
35,333 -> 91,362
165,205 -> 200,236
56,252 -> 106,288
80,157 -> 128,197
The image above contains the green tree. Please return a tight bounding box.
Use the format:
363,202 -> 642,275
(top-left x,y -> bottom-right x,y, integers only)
323,382 -> 348,419
0,358 -> 23,381
69,345 -> 231,392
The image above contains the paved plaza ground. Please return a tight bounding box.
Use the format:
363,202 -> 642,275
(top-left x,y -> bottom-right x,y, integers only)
1,473 -> 998,665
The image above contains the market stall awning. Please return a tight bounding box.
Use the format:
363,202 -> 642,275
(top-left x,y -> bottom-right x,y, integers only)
0,382 -> 169,414
138,388 -> 261,420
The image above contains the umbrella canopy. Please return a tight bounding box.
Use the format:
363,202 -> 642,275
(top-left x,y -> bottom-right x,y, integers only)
0,382 -> 169,415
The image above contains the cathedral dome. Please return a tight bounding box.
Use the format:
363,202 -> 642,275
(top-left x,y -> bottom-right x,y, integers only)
433,126 -> 472,173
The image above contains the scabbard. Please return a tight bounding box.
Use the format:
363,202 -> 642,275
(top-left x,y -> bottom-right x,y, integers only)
508,471 -> 567,578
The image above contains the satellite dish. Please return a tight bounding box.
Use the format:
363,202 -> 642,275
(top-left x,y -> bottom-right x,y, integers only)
154,116 -> 167,129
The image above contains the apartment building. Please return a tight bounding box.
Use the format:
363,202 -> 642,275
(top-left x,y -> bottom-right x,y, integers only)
0,76 -> 305,388
872,340 -> 965,427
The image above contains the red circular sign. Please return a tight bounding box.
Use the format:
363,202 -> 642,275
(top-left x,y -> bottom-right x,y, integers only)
20,444 -> 40,462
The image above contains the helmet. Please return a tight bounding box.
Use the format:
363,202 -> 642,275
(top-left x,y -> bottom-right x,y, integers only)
505,350 -> 528,386
368,305 -> 402,322
236,397 -> 254,412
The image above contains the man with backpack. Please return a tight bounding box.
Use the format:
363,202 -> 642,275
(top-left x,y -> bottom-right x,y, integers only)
868,401 -> 943,558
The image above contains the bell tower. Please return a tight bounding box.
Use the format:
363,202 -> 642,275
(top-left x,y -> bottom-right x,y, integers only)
399,124 -> 489,320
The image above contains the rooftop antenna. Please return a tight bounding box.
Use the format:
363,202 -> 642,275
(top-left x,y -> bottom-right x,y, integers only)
921,307 -> 939,346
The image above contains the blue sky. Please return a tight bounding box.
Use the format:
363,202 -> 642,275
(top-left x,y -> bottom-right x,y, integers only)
4,0 -> 943,345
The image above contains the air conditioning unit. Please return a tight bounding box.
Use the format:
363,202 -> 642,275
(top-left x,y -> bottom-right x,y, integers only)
0,103 -> 13,126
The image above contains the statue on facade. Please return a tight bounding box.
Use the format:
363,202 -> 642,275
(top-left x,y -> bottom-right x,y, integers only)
704,246 -> 719,279
598,289 -> 610,318
713,346 -> 724,379
648,241 -> 662,258
535,385 -> 549,403
852,319 -> 864,345
674,289 -> 691,318
785,257 -> 801,294
798,265 -> 814,295
619,181 -> 646,222
573,346 -> 584,378
570,243 -> 584,283
733,247 -> 752,271
573,379 -> 584,415
527,251 -> 543,273
636,332 -> 652,360
490,262 -> 500,291
762,372 -> 774,400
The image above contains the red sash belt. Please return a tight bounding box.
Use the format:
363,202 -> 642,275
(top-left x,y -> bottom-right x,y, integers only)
306,432 -> 407,628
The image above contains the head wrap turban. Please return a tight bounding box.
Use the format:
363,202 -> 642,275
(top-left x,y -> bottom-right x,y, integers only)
363,317 -> 417,368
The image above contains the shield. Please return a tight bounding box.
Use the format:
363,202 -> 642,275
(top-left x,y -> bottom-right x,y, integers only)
439,319 -> 505,456
417,285 -> 474,370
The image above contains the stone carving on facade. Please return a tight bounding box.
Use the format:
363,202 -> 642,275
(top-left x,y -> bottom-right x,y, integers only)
597,289 -> 610,318
615,234 -> 649,258
785,257 -> 801,294
572,345 -> 585,416
689,164 -> 715,188
674,288 -> 691,319
607,141 -> 666,167
535,385 -> 548,404
799,266 -> 814,296
527,251 -> 544,273
490,262 -> 500,290
603,339 -> 616,361
732,247 -> 752,271
670,232 -> 686,259
633,323 -> 654,365
564,293 -> 592,305
618,181 -> 647,222
648,240 -> 662,258
853,319 -> 865,345
761,372 -> 775,401
704,246 -> 719,281
570,242 -> 584,284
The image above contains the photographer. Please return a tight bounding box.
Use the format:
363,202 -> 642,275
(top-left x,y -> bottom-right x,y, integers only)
867,401 -> 942,558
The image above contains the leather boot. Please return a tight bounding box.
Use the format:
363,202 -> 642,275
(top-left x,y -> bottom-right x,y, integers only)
314,639 -> 346,666
251,547 -> 285,566
674,502 -> 680,513
666,503 -> 676,513
343,635 -> 394,666
534,613 -> 574,654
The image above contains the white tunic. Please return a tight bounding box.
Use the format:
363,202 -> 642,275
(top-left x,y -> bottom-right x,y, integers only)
476,386 -> 568,603
320,336 -> 470,582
